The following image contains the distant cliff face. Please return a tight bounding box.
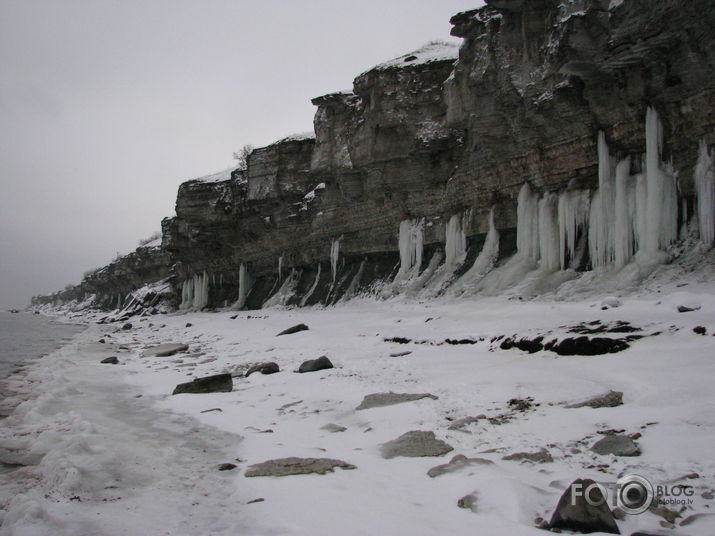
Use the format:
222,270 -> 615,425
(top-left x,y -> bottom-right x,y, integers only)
38,0 -> 715,312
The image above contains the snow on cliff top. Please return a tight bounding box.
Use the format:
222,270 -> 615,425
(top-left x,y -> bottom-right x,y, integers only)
272,131 -> 316,144
191,166 -> 238,184
371,41 -> 459,71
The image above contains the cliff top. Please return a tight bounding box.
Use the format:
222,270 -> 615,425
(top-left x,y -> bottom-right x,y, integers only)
369,40 -> 459,72
190,166 -> 238,184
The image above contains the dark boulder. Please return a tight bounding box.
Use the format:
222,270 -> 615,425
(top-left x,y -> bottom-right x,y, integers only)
297,356 -> 333,373
549,478 -> 620,534
100,356 -> 119,365
172,373 -> 233,395
245,362 -> 280,377
122,323 -> 132,330
550,337 -> 629,356
277,323 -> 309,336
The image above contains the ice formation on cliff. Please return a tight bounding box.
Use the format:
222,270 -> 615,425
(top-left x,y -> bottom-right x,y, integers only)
695,140 -> 715,245
330,238 -> 341,284
444,213 -> 467,267
180,272 -> 209,311
235,263 -> 251,310
397,218 -> 424,278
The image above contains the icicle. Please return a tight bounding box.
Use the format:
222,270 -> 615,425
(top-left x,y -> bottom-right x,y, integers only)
694,140 -> 715,245
538,193 -> 559,271
516,183 -> 540,261
190,272 -> 209,310
452,208 -> 500,294
278,255 -> 284,282
300,264 -> 321,306
330,238 -> 341,283
557,189 -> 590,270
397,219 -> 424,277
444,213 -> 467,266
614,157 -> 634,268
588,131 -> 616,268
633,172 -> 648,251
236,264 -> 251,309
641,107 -> 678,255
180,278 -> 194,311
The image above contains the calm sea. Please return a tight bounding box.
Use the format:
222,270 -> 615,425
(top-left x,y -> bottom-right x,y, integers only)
0,311 -> 85,381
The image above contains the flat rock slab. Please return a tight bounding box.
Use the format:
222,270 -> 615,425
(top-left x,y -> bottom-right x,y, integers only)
297,356 -> 333,373
172,373 -> 233,395
566,390 -> 623,409
591,434 -> 641,456
277,323 -> 309,336
100,356 -> 119,365
245,457 -> 356,477
356,392 -> 438,410
142,343 -> 189,357
380,431 -> 453,459
502,448 -> 553,463
427,454 -> 494,477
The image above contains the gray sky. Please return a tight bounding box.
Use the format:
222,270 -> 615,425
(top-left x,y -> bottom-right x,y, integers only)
0,0 -> 482,309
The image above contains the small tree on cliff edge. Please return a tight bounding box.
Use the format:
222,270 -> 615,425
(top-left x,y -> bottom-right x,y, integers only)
233,144 -> 253,172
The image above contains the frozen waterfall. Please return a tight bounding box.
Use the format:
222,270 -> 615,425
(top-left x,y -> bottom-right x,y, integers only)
695,140 -> 715,246
397,218 -> 424,278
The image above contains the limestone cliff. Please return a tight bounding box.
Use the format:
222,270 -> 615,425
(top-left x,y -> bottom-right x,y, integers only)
36,0 -> 715,312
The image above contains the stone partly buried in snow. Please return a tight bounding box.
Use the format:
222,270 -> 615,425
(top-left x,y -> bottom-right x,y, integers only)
172,373 -> 233,395
297,355 -> 333,373
356,392 -> 438,410
502,448 -> 553,463
100,356 -> 119,365
380,431 -> 453,459
427,455 -> 494,477
591,435 -> 641,457
549,478 -> 620,534
142,343 -> 189,357
245,362 -> 280,377
565,391 -> 624,409
276,323 -> 309,336
549,337 -> 630,356
244,457 -> 356,477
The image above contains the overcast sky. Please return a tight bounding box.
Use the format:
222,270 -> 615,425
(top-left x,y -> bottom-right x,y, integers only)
0,0 -> 483,309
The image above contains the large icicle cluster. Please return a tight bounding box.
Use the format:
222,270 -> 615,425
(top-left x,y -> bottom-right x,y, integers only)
444,213 -> 468,267
695,140 -> 715,246
509,108 -> 684,278
180,272 -> 209,311
397,218 -> 424,278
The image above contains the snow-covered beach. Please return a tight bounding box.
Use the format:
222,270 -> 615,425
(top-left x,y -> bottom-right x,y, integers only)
2,280 -> 714,535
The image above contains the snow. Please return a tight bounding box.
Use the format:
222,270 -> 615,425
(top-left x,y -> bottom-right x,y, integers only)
272,131 -> 316,145
371,41 -> 459,72
5,280 -> 715,535
191,166 -> 238,184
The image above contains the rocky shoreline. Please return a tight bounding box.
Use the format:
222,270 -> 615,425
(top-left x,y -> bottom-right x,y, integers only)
4,286 -> 715,534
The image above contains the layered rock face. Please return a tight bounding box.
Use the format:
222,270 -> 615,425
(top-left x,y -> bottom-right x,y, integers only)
37,0 -> 715,311
30,243 -> 170,310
